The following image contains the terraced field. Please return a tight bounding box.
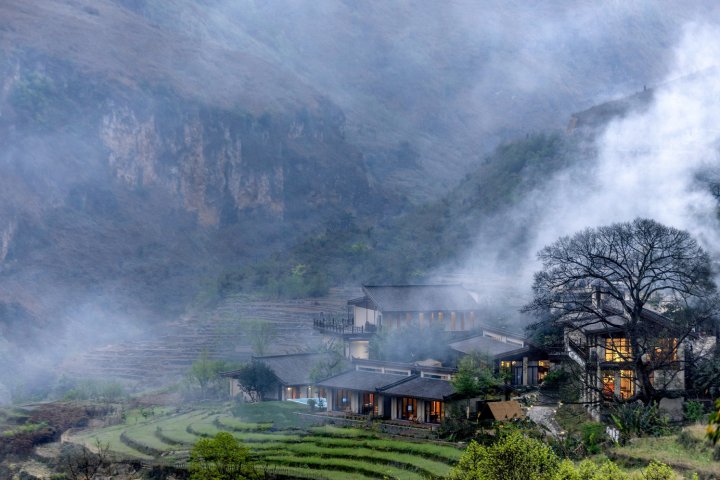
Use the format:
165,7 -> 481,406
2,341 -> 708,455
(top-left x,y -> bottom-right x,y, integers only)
68,402 -> 462,479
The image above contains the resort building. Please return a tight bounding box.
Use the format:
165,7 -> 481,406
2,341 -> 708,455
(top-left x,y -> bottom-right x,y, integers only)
316,359 -> 456,424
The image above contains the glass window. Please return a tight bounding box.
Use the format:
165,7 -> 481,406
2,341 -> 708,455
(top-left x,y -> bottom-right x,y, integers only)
605,338 -> 632,362
620,370 -> 634,399
333,389 -> 352,412
425,400 -> 444,423
361,392 -> 377,415
513,365 -> 523,385
401,397 -> 417,420
653,339 -> 678,362
602,373 -> 615,397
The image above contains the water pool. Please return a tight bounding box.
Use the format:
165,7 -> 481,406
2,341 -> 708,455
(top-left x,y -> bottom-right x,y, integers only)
288,397 -> 327,408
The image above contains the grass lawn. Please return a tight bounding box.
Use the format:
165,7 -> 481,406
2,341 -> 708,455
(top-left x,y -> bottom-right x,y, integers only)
263,454 -> 425,480
231,401 -> 310,429
609,427 -> 720,478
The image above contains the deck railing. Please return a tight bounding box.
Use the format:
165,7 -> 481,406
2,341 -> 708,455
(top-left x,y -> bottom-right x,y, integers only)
313,313 -> 378,335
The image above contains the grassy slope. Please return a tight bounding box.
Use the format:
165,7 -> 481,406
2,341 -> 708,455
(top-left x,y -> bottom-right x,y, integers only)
609,425 -> 720,477
69,402 -> 461,479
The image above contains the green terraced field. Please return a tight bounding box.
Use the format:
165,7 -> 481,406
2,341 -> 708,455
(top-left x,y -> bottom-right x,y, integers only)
67,402 -> 461,479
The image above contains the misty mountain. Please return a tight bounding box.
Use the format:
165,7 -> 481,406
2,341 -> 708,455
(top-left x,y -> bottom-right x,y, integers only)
2,0 -> 720,396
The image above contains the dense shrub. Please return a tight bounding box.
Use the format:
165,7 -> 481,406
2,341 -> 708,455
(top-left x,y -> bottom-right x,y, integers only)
189,432 -> 255,480
580,422 -> 606,454
683,400 -> 705,423
449,432 -> 678,480
641,461 -> 675,480
448,432 -> 559,480
609,403 -> 670,442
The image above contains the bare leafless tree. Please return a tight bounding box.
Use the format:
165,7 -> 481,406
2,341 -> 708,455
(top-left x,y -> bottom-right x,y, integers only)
57,439 -> 111,480
524,218 -> 718,404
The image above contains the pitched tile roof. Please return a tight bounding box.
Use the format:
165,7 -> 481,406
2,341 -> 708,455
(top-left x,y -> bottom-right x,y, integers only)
379,376 -> 455,401
570,305 -> 677,334
315,370 -> 413,392
361,284 -> 479,312
254,353 -> 327,386
480,400 -> 525,420
221,353 -> 326,386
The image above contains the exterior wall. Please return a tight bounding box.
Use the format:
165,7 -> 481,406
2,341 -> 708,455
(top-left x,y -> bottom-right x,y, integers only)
354,306 -> 379,328
349,340 -> 369,359
381,310 -> 480,332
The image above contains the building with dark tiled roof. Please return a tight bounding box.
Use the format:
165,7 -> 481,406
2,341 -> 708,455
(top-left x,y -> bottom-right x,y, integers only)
558,293 -> 700,410
221,352 -> 328,401
316,359 -> 457,423
315,284 -> 488,359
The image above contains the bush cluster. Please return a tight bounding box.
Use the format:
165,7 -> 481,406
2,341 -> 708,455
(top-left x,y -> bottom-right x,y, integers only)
449,432 -> 676,480
609,403 -> 671,442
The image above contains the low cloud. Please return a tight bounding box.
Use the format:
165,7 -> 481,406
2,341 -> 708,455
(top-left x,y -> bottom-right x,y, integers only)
462,23 -> 720,316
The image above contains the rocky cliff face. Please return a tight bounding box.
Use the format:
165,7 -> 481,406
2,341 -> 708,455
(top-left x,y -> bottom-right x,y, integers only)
0,50 -> 377,316
99,103 -> 286,225
0,46 -> 383,397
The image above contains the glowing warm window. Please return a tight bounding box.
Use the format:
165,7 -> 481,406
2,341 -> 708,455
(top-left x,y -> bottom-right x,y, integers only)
425,400 -> 444,423
619,370 -> 634,399
602,373 -> 615,397
653,339 -> 678,362
605,338 -> 631,362
438,312 -> 444,322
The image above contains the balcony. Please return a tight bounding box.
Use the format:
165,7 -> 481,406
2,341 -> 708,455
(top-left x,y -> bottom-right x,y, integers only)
313,313 -> 378,337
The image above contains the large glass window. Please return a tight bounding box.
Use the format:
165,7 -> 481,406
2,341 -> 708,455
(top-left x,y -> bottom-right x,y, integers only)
361,392 -> 377,415
653,339 -> 678,362
425,401 -> 445,424
527,363 -> 539,386
602,373 -> 615,397
605,338 -> 632,362
513,364 -> 523,385
400,397 -> 417,421
333,389 -> 352,412
619,370 -> 634,399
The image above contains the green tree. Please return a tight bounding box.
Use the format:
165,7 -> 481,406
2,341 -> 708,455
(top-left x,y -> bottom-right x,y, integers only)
188,350 -> 227,399
448,432 -> 559,480
189,432 -> 255,480
451,353 -> 503,418
245,319 -> 276,356
233,361 -> 277,402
